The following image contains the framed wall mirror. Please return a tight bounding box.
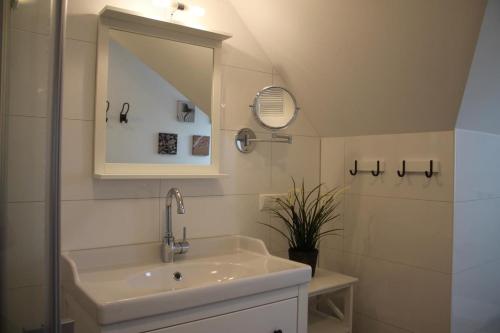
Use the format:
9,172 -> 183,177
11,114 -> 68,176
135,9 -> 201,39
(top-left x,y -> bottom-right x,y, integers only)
94,7 -> 231,178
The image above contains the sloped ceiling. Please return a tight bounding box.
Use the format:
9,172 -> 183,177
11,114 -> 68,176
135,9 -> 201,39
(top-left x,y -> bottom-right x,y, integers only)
456,0 -> 500,135
229,0 -> 486,137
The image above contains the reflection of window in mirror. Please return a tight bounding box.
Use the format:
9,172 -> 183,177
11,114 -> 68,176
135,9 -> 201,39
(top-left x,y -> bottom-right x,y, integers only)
105,29 -> 213,165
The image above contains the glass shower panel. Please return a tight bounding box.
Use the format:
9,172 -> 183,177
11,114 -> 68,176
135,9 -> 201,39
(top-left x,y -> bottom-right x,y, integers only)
0,0 -> 63,332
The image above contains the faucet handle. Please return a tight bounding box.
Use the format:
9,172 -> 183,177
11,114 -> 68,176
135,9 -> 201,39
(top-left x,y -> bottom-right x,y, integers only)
182,226 -> 187,242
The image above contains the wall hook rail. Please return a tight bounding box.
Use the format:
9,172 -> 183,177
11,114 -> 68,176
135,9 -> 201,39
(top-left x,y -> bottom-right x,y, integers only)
371,160 -> 381,177
106,100 -> 110,122
349,160 -> 358,176
397,160 -> 406,177
120,102 -> 130,124
425,160 -> 434,178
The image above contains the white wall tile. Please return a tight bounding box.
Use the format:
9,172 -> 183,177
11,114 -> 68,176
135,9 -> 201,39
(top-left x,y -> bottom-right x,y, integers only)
453,198 -> 500,273
160,130 -> 271,197
5,203 -> 46,289
61,119 -> 160,200
160,195 -> 266,238
320,137 -> 346,252
344,194 -> 453,273
455,129 -> 500,202
318,248 -> 343,273
344,252 -> 451,333
7,116 -> 47,203
267,216 -> 290,254
345,131 -> 454,202
321,137 -> 345,189
8,29 -> 49,117
61,198 -> 160,251
271,135 -> 320,192
452,260 -> 500,333
63,39 -> 96,120
11,0 -> 51,35
159,194 -> 269,246
353,313 -> 412,333
221,65 -> 273,133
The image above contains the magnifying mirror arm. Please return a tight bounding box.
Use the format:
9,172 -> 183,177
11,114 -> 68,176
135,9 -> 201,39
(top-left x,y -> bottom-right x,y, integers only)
248,133 -> 292,144
235,128 -> 292,153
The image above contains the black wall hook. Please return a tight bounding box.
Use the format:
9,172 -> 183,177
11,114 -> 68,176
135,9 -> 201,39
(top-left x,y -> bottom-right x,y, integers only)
349,160 -> 358,176
371,160 -> 381,176
106,100 -> 110,122
397,160 -> 406,177
120,102 -> 130,124
425,160 -> 434,178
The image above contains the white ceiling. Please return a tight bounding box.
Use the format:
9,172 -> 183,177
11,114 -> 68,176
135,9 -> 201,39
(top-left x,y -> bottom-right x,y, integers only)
228,0 -> 486,137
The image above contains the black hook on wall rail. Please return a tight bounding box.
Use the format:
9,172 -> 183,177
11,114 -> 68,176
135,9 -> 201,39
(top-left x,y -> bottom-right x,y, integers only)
120,102 -> 130,124
371,160 -> 381,177
425,160 -> 434,178
397,160 -> 406,177
106,100 -> 110,122
349,160 -> 358,176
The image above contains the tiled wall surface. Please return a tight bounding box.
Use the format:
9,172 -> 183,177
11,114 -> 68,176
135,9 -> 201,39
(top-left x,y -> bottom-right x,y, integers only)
3,0 -> 52,330
60,0 -> 320,260
452,129 -> 500,333
320,131 -> 455,333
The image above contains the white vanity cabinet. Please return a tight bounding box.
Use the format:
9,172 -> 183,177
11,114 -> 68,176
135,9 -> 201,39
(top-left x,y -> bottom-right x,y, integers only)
153,298 -> 297,333
64,283 -> 308,333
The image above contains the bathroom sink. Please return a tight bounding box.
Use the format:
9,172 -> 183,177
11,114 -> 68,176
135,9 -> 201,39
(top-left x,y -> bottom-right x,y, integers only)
61,235 -> 311,325
127,261 -> 259,291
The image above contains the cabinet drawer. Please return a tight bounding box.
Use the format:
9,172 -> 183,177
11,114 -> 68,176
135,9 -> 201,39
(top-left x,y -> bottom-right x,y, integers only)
151,298 -> 298,333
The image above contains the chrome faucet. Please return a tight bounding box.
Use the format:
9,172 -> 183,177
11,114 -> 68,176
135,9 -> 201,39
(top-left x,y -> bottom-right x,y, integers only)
162,188 -> 189,263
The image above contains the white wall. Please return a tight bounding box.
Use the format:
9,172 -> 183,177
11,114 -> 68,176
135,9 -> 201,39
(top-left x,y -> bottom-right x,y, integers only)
452,93 -> 500,332
320,131 -> 455,333
456,0 -> 500,135
106,40 -> 211,164
61,0 -> 319,262
452,1 -> 500,330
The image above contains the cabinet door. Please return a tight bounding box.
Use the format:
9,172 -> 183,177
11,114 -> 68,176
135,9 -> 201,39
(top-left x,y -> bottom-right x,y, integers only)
153,298 -> 298,333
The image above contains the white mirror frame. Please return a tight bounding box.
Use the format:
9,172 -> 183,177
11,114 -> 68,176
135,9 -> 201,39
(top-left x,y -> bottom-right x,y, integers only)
94,6 -> 231,179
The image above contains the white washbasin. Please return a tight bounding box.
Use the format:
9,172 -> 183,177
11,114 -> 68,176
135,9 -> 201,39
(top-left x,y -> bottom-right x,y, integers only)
61,235 -> 311,325
127,261 -> 259,291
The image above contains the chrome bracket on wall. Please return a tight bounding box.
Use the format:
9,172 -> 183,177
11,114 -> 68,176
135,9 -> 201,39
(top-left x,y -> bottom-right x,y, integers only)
235,128 -> 292,153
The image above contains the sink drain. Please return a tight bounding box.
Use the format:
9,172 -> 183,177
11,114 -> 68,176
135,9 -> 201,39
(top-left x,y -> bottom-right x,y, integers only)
173,271 -> 183,281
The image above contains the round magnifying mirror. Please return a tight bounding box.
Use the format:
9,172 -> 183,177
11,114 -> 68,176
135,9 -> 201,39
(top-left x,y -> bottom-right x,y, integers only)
251,86 -> 299,130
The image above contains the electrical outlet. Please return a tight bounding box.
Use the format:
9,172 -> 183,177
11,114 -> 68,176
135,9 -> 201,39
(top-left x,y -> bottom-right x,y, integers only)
259,193 -> 288,211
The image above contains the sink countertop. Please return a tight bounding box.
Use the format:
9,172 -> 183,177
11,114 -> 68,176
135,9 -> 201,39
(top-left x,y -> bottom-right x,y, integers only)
62,235 -> 311,325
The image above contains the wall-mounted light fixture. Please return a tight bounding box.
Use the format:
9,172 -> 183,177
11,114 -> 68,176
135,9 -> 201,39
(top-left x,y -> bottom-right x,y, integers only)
152,0 -> 205,20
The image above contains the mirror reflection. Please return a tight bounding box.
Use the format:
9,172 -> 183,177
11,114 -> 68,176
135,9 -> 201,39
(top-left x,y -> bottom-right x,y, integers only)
105,29 -> 213,165
252,86 -> 299,130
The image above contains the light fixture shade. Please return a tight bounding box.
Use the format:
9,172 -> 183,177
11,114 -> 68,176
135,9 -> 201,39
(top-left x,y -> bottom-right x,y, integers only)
152,0 -> 173,8
190,5 -> 205,17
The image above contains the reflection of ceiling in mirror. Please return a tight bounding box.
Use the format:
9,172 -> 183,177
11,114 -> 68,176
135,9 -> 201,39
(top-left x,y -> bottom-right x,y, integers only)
106,39 -> 211,165
256,88 -> 297,129
109,29 -> 213,117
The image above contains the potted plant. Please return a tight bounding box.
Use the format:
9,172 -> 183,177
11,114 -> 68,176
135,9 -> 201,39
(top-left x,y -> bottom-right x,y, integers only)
260,179 -> 343,276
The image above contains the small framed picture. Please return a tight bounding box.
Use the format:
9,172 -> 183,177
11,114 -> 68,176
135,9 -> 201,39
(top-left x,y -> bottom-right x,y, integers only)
192,135 -> 210,156
177,101 -> 195,122
158,133 -> 178,155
